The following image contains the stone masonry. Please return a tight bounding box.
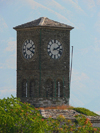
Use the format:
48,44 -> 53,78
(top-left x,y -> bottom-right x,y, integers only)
13,17 -> 74,107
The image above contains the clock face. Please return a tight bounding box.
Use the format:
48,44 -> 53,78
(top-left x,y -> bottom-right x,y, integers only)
23,39 -> 35,59
47,40 -> 63,59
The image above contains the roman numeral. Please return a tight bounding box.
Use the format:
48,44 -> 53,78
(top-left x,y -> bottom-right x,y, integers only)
54,40 -> 56,43
59,50 -> 62,55
52,55 -> 54,58
52,40 -> 54,43
49,42 -> 52,45
48,51 -> 51,55
56,55 -> 58,59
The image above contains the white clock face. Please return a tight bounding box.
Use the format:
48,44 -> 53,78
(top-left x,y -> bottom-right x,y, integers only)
23,39 -> 35,59
47,40 -> 63,59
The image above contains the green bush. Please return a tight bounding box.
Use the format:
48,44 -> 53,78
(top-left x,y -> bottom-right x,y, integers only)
0,95 -> 100,133
0,95 -> 48,133
73,107 -> 99,116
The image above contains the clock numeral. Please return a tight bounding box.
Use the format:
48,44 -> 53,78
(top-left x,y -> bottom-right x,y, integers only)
47,48 -> 50,51
48,51 -> 51,54
48,49 -> 50,52
54,39 -> 56,43
59,50 -> 62,55
56,55 -> 58,59
54,55 -> 56,59
49,42 -> 52,46
49,53 -> 52,56
48,45 -> 50,48
58,42 -> 61,45
56,40 -> 58,43
52,40 -> 54,43
28,55 -> 30,59
33,48 -> 35,50
60,48 -> 62,51
23,51 -> 26,54
23,48 -> 25,51
33,45 -> 35,48
52,55 -> 54,59
60,46 -> 62,49
58,54 -> 60,57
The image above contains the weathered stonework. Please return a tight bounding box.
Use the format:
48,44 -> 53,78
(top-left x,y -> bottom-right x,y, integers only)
14,17 -> 74,107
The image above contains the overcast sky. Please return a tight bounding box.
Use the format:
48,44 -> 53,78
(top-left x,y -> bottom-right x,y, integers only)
0,0 -> 100,114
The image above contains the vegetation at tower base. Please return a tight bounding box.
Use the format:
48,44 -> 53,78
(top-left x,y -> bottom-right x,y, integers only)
0,95 -> 100,133
73,107 -> 99,116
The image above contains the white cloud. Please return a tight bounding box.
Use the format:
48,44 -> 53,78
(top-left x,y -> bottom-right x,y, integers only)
0,54 -> 16,69
82,0 -> 95,9
96,0 -> 100,5
77,37 -> 100,55
70,93 -> 85,107
6,54 -> 16,69
71,69 -> 90,90
0,17 -> 8,32
49,0 -> 66,10
94,12 -> 100,33
0,63 -> 4,69
42,0 -> 72,16
95,111 -> 100,115
73,0 -> 78,4
72,70 -> 89,82
92,37 -> 100,52
6,40 -> 16,52
25,0 -> 75,26
0,87 -> 16,99
62,0 -> 86,15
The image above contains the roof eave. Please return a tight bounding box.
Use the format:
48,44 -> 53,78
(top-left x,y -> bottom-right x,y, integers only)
13,25 -> 74,30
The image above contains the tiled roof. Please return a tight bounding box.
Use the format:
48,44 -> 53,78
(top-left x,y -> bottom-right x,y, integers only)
13,17 -> 74,30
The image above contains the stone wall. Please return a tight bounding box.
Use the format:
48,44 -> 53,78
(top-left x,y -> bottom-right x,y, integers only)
39,109 -> 100,128
17,27 -> 70,107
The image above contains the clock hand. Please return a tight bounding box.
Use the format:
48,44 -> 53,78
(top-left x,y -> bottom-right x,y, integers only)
29,49 -> 34,54
53,46 -> 60,50
27,46 -> 33,50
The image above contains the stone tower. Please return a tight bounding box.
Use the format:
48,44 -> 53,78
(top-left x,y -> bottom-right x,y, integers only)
13,17 -> 74,107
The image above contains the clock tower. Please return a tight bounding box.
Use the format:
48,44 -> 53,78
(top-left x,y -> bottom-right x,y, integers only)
13,17 -> 74,107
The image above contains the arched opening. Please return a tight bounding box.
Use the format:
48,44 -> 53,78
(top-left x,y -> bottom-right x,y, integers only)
22,79 -> 27,97
56,79 -> 63,98
45,79 -> 53,98
30,79 -> 35,97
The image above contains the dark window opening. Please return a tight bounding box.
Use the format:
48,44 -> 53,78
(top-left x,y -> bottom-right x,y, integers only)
22,79 -> 27,97
45,79 -> 53,98
30,80 -> 35,97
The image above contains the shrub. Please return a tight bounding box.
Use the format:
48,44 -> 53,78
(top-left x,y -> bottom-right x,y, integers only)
0,95 -> 49,133
0,95 -> 100,133
73,107 -> 99,116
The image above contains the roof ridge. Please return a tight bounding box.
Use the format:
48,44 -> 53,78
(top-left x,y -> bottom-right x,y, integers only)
38,17 -> 46,26
13,17 -> 74,30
